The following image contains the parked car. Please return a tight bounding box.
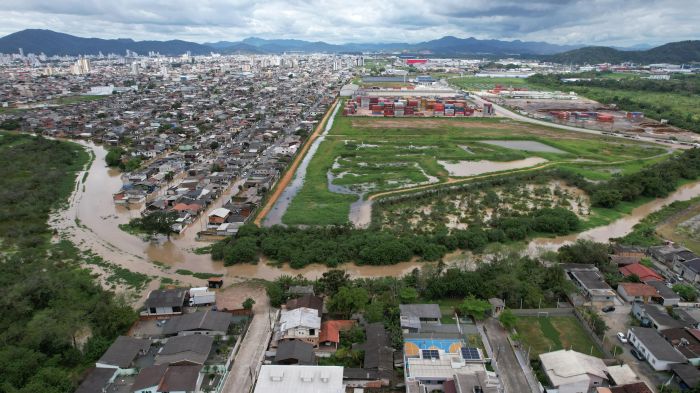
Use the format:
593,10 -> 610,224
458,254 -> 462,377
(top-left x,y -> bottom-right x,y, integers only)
602,305 -> 616,313
617,332 -> 628,344
630,348 -> 645,361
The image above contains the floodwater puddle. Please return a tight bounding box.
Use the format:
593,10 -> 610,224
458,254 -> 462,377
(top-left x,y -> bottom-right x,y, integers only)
482,140 -> 566,154
438,157 -> 548,177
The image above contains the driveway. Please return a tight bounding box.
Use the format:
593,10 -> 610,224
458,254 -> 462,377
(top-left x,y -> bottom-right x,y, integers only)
484,318 -> 539,393
221,285 -> 274,393
598,304 -> 664,392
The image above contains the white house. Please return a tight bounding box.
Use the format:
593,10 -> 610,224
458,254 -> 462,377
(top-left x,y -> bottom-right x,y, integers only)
538,349 -> 609,393
277,307 -> 321,347
253,365 -> 344,393
627,327 -> 687,371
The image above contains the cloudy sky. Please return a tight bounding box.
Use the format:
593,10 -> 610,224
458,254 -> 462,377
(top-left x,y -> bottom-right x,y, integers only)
0,0 -> 697,46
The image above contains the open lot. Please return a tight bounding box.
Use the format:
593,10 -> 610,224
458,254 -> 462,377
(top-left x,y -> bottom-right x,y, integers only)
515,316 -> 604,359
282,114 -> 669,226
451,76 -> 530,91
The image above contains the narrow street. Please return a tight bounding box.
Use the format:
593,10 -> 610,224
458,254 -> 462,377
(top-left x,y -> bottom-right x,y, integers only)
222,301 -> 275,393
484,318 -> 540,393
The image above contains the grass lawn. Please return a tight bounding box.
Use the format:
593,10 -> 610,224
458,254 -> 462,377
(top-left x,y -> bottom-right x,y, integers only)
515,316 -> 603,359
450,76 -> 530,91
282,114 -> 668,226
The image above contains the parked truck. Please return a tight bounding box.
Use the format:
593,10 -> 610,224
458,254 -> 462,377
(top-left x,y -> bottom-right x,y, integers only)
188,287 -> 216,306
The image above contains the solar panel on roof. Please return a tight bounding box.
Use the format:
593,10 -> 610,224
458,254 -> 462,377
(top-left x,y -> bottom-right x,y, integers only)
461,347 -> 481,360
421,349 -> 439,359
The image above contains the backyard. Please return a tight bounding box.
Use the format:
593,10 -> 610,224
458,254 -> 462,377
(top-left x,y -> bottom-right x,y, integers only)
515,316 -> 604,359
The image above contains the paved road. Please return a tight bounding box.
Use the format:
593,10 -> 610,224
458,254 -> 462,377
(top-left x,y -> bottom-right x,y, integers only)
222,304 -> 274,393
484,318 -> 539,393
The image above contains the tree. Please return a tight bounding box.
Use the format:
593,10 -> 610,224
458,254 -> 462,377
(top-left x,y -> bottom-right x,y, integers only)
105,148 -> 124,167
459,296 -> 491,320
138,210 -> 179,239
317,270 -> 350,295
210,141 -> 220,150
223,237 -> 258,265
328,287 -> 368,318
558,240 -> 611,271
164,171 -> 174,182
399,287 -> 419,304
242,298 -> 255,310
499,309 -> 517,330
364,300 -> 385,323
673,284 -> 698,301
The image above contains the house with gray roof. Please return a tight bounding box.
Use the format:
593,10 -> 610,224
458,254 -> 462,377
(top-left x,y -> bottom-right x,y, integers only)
647,280 -> 680,307
132,364 -> 202,393
155,335 -> 213,366
96,336 -> 151,370
75,368 -> 118,393
399,304 -> 441,332
274,339 -> 315,365
568,269 -> 617,304
627,327 -> 687,371
162,310 -> 231,336
632,303 -> 692,331
143,288 -> 187,316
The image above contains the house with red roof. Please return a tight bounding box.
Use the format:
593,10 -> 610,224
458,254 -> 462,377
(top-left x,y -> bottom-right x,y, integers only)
319,320 -> 355,351
619,263 -> 663,283
617,283 -> 658,303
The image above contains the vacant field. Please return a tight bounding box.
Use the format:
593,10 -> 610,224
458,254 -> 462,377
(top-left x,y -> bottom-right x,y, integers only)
451,76 -> 530,91
515,316 -> 603,359
281,115 -> 667,226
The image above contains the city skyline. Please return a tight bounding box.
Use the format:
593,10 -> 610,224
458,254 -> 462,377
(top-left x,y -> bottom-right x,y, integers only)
0,0 -> 697,47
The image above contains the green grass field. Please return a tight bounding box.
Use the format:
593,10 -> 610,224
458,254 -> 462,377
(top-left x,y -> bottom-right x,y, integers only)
450,76 -> 530,91
281,114 -> 669,226
515,316 -> 604,359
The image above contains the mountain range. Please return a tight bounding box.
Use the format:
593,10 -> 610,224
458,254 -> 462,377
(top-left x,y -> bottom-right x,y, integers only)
544,41 -> 700,64
0,29 -> 697,64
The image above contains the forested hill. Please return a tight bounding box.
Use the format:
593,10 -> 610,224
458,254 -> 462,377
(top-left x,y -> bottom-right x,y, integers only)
0,134 -> 136,393
545,40 -> 700,64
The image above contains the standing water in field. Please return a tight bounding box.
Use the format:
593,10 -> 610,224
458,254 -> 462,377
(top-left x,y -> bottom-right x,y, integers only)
438,157 -> 548,177
262,101 -> 341,226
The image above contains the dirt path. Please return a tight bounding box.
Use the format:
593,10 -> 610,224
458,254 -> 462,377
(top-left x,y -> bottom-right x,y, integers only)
253,99 -> 339,225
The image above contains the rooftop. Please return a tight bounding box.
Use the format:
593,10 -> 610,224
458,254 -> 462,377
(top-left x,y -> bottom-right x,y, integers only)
162,310 -> 231,335
628,327 -> 687,363
97,336 -> 151,368
145,288 -> 187,309
253,365 -> 344,393
538,349 -> 607,387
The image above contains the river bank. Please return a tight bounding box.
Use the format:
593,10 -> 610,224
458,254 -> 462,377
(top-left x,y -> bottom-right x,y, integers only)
52,139 -> 700,287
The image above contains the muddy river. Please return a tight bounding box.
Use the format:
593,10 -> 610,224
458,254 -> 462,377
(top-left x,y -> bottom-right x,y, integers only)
527,181 -> 700,255
55,140 -> 700,283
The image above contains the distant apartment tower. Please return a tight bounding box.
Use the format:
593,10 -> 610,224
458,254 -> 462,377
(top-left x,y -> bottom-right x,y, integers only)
18,47 -> 23,57
70,58 -> 91,75
130,62 -> 139,75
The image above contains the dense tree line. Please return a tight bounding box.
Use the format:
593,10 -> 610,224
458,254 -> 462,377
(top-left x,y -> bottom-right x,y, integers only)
212,207 -> 579,268
0,134 -> 136,393
589,148 -> 700,208
528,73 -> 700,132
265,251 -> 576,347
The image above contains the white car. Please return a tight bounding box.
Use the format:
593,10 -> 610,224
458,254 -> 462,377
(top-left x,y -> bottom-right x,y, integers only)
617,332 -> 628,344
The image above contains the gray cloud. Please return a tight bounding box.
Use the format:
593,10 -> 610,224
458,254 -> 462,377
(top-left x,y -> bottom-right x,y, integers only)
0,0 -> 697,46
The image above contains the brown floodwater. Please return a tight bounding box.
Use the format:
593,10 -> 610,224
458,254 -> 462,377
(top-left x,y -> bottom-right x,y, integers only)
56,141 -> 700,281
527,181 -> 700,255
53,141 -> 428,280
438,157 -> 549,177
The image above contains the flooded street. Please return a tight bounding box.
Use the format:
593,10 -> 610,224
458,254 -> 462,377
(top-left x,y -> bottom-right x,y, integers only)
528,180 -> 700,255
53,139 -> 430,281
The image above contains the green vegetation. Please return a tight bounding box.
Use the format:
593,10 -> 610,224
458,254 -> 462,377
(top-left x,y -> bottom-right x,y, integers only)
617,197 -> 700,246
529,73 -> 700,132
174,269 -> 224,280
673,284 -> 698,301
51,95 -> 108,106
282,114 -> 666,226
459,296 -> 491,320
266,251 -> 575,349
0,133 -> 136,393
127,210 -> 179,239
515,316 -> 604,359
451,76 -> 529,91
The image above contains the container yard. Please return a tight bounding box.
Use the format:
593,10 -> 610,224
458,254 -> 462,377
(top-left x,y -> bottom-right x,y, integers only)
344,95 -> 492,117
